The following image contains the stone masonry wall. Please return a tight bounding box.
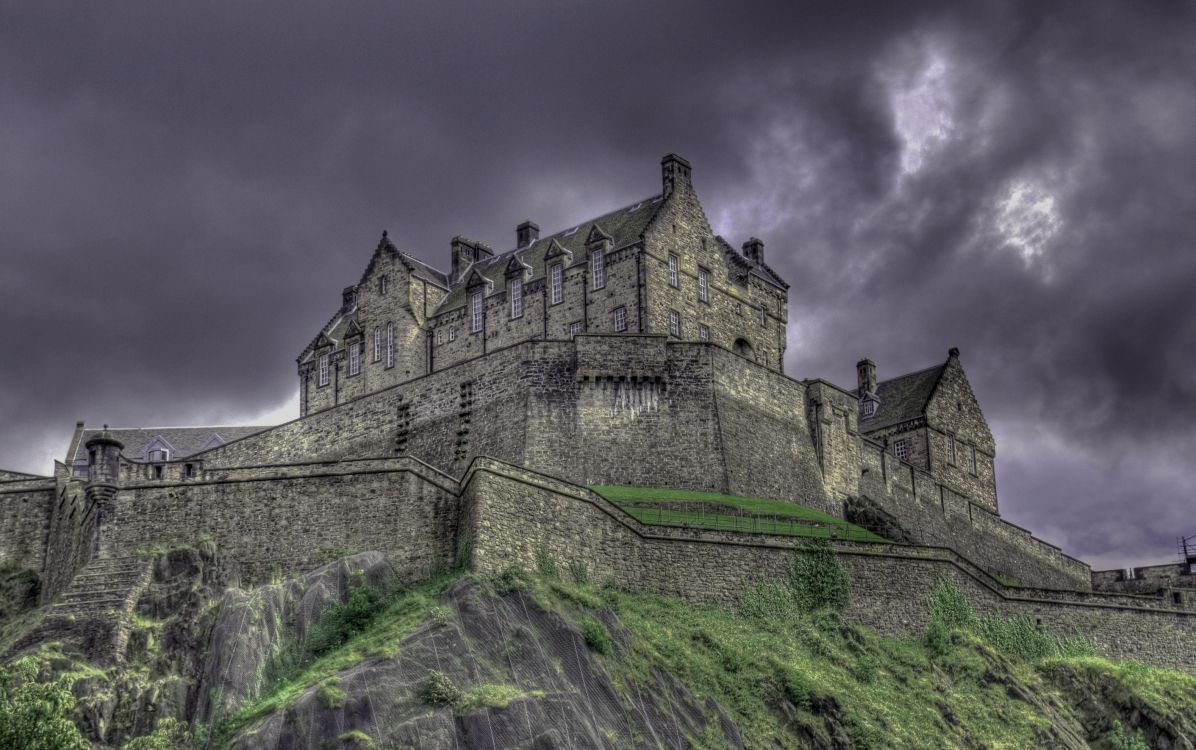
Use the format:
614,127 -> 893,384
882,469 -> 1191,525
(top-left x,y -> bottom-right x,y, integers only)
95,458 -> 460,584
40,480 -> 99,602
0,480 -> 55,572
462,460 -> 1196,674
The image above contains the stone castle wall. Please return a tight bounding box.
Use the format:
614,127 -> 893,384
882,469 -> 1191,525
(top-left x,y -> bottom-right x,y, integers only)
461,459 -> 1196,674
0,478 -> 55,572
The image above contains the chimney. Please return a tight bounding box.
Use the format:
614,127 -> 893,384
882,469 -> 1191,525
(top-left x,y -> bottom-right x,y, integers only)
661,153 -> 692,196
857,358 -> 879,421
516,220 -> 539,249
342,286 -> 357,311
743,237 -> 765,264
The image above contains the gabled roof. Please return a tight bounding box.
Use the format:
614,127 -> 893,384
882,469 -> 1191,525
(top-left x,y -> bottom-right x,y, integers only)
856,364 -> 946,433
430,194 -> 663,314
71,426 -> 272,463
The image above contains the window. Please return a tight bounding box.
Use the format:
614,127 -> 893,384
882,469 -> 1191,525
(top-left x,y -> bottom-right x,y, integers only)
893,439 -> 909,462
449,327 -> 457,342
734,302 -> 742,316
668,254 -> 679,287
373,327 -> 381,361
379,275 -> 388,295
591,249 -> 605,289
509,278 -> 523,319
319,354 -> 330,385
386,323 -> 395,368
969,445 -> 977,475
698,268 -> 708,303
759,306 -> 767,326
154,465 -> 164,480
349,342 -> 361,376
569,321 -> 583,337
861,398 -> 877,419
471,291 -> 484,332
614,306 -> 627,332
699,324 -> 710,341
184,463 -> 195,478
435,330 -> 443,346
947,434 -> 956,465
147,448 -> 169,462
668,310 -> 680,337
549,264 -> 563,304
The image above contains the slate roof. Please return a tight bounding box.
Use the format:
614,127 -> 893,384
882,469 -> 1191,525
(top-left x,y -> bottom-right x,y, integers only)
71,426 -> 271,463
431,195 -> 664,314
855,364 -> 945,433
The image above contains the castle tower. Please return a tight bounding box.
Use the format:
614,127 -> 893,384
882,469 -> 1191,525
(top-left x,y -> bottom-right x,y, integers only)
857,359 -> 879,420
84,426 -> 123,499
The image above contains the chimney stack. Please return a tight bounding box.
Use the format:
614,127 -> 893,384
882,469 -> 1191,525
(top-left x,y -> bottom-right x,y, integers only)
857,359 -> 879,420
661,153 -> 692,196
516,220 -> 539,249
342,286 -> 357,311
743,237 -> 765,264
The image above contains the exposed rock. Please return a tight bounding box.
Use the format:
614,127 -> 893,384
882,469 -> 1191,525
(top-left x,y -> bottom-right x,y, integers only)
844,495 -> 914,544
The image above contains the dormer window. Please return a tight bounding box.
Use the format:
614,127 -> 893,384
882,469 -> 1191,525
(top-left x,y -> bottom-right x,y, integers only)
591,249 -> 605,290
860,396 -> 878,420
319,354 -> 330,386
509,278 -> 523,319
147,448 -> 169,462
668,254 -> 679,287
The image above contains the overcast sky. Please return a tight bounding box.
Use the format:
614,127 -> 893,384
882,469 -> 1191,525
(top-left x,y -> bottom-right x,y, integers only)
2,1 -> 1193,570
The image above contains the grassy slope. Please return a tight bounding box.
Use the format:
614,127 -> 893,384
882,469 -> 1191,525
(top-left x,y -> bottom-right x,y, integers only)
217,569 -> 1196,749
590,485 -> 888,543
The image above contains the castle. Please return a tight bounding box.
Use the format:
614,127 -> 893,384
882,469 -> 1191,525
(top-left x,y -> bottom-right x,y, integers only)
2,154 -> 1193,672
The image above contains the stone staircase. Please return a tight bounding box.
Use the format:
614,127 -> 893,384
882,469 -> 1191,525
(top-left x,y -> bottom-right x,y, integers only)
10,555 -> 153,664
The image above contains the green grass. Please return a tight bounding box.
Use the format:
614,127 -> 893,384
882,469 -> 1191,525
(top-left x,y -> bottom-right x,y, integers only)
589,485 -> 888,543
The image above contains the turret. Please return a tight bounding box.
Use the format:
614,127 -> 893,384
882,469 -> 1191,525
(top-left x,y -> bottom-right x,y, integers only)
661,153 -> 692,196
85,426 -> 123,488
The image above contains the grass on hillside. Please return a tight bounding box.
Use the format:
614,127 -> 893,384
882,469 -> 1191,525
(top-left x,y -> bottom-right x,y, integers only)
589,485 -> 889,543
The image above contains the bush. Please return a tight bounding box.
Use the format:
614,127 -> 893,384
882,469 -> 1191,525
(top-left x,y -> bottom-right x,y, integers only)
567,559 -> 590,585
0,657 -> 89,750
306,586 -> 386,655
975,615 -> 1057,662
924,618 -> 952,658
738,579 -> 795,622
494,565 -> 527,594
535,546 -> 558,579
581,617 -> 612,655
1108,720 -> 1148,750
926,577 -> 976,631
120,718 -> 193,750
790,540 -> 851,612
422,671 -> 462,706
316,679 -> 347,710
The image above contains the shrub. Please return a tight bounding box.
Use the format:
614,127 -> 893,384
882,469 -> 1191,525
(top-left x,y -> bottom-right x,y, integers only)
926,577 -> 976,631
494,565 -> 527,594
306,586 -> 386,655
1108,720 -> 1148,750
535,546 -> 558,579
316,679 -> 347,710
0,657 -> 89,750
567,559 -> 590,585
738,579 -> 795,622
975,615 -> 1057,662
422,671 -> 461,706
790,540 -> 851,612
338,729 -> 377,748
924,618 -> 951,658
581,617 -> 612,655
120,717 -> 193,750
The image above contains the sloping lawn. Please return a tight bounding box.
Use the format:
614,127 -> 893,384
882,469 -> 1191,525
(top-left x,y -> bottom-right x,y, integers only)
589,485 -> 889,543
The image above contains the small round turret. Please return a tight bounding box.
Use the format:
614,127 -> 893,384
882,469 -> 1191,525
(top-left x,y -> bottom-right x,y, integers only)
85,425 -> 124,486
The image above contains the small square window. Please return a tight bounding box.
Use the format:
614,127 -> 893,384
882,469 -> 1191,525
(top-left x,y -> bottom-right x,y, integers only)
569,321 -> 583,337
893,439 -> 909,462
614,306 -> 627,332
698,324 -> 709,341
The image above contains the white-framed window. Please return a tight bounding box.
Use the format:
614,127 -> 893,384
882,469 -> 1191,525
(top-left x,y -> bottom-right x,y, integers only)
319,354 -> 330,385
947,434 -> 956,465
698,268 -> 708,303
668,254 -> 679,287
379,275 -> 388,295
861,398 -> 877,419
569,321 -> 583,337
699,324 -> 710,341
449,327 -> 457,342
471,291 -> 484,332
386,323 -> 395,368
893,439 -> 909,462
614,306 -> 627,332
969,445 -> 978,475
549,264 -> 563,305
435,330 -> 443,346
668,309 -> 680,337
147,448 -> 169,462
373,327 -> 381,361
591,249 -> 605,289
509,278 -> 523,319
349,341 -> 361,376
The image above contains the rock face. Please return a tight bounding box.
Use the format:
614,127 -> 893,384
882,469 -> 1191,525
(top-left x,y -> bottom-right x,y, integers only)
224,579 -> 740,750
843,495 -> 914,544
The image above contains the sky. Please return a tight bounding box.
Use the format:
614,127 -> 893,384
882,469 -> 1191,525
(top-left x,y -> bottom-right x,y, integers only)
1,1 -> 1193,570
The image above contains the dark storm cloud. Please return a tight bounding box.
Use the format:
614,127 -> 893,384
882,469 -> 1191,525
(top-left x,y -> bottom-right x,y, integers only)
1,1 -> 1192,567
